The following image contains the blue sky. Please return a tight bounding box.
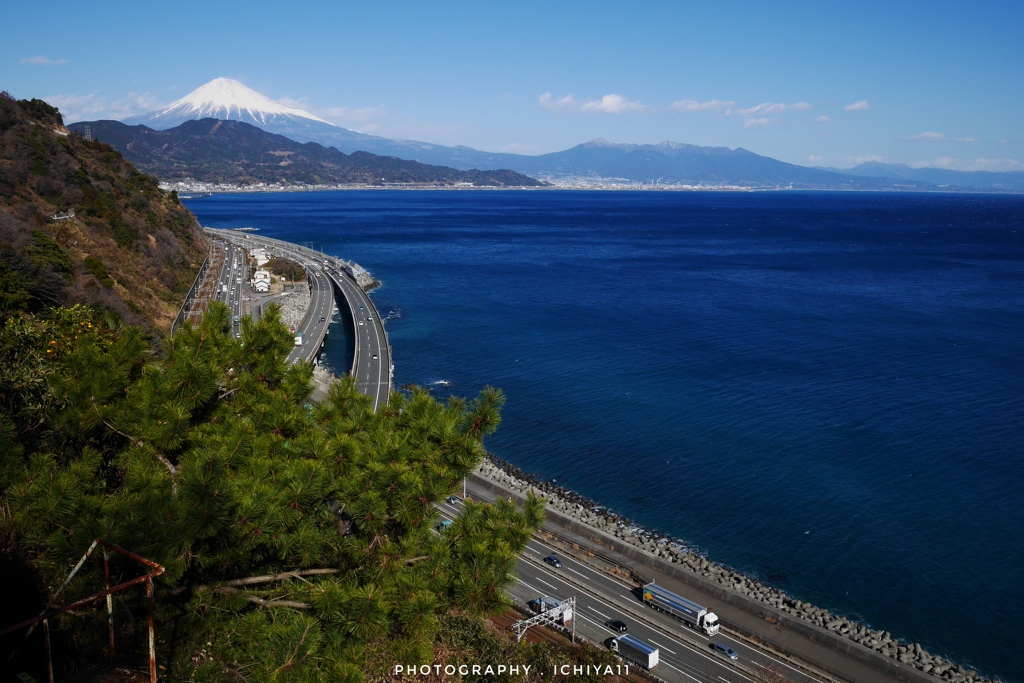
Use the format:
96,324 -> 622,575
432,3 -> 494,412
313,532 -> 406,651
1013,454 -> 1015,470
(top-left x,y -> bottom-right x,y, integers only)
3,0 -> 1022,170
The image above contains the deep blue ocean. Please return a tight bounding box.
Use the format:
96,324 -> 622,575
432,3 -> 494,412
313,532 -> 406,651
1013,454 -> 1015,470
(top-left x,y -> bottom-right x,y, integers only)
185,190 -> 1024,682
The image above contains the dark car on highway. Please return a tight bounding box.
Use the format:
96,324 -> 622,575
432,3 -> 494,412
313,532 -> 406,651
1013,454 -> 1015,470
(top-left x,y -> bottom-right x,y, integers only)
606,619 -> 627,633
543,555 -> 562,568
711,642 -> 739,660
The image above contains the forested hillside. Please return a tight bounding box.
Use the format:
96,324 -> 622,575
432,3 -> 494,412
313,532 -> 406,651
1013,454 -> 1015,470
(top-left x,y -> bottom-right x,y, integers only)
0,303 -> 551,681
0,93 -> 207,330
0,94 -> 598,683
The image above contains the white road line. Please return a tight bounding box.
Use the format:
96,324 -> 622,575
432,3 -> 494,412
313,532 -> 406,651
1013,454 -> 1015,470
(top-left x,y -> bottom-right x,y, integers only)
566,566 -> 589,580
649,639 -> 676,654
534,576 -> 558,591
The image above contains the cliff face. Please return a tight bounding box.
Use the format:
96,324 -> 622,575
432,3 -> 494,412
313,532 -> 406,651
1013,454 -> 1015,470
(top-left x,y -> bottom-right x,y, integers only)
0,93 -> 208,332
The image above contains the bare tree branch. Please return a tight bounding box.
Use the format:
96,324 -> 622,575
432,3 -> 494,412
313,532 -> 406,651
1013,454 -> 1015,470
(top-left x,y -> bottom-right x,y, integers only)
224,568 -> 339,587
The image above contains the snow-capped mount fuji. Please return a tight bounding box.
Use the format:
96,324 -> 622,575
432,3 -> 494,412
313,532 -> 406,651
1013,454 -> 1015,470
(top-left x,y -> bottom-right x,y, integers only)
123,77 -> 499,166
105,78 -> 1005,190
125,77 -> 332,128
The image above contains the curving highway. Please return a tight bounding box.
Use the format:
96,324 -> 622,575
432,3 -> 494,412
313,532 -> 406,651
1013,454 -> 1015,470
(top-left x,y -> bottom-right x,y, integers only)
204,228 -> 392,411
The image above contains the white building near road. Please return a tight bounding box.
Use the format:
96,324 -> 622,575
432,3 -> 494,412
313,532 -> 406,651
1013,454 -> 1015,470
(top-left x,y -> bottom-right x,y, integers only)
251,248 -> 271,266
252,269 -> 271,293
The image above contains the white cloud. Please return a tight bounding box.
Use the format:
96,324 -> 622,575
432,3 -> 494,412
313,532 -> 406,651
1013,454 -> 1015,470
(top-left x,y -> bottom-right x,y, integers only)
811,115 -> 831,124
580,94 -> 646,114
965,158 -> 1022,172
321,105 -> 387,133
21,55 -> 67,66
844,100 -> 871,111
539,92 -> 645,114
850,155 -> 887,164
906,132 -> 978,143
808,154 -> 823,163
538,92 -> 578,111
732,101 -> 811,128
279,95 -> 388,133
668,98 -> 735,113
737,102 -> 808,116
45,92 -> 162,122
909,157 -> 1022,171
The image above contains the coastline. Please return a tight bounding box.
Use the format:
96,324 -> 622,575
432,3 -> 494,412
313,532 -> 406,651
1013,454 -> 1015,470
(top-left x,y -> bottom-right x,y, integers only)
283,273 -> 995,683
474,455 -> 996,683
277,278 -> 993,683
224,210 -> 1007,679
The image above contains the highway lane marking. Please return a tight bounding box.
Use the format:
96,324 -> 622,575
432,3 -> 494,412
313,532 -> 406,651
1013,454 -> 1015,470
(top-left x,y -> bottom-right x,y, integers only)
522,535 -> 767,683
590,607 -> 610,619
534,577 -> 558,591
649,639 -> 677,655
566,566 -> 590,581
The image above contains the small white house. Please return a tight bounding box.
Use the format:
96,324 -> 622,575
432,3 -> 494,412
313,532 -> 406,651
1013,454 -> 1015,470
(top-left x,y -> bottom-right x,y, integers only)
252,269 -> 271,293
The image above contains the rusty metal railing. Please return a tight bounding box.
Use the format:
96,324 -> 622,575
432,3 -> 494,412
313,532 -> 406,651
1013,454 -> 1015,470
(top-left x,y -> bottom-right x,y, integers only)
0,539 -> 165,683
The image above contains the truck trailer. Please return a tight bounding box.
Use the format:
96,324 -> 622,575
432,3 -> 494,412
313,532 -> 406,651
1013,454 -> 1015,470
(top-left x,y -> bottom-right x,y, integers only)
642,582 -> 720,635
608,635 -> 659,670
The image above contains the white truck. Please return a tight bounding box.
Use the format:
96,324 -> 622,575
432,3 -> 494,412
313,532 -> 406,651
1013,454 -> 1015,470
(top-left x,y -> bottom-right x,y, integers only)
642,582 -> 720,635
294,333 -> 304,347
608,635 -> 659,670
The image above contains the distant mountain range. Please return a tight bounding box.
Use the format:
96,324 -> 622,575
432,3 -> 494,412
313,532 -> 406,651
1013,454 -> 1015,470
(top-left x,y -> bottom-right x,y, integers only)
824,162 -> 1024,192
67,118 -> 544,187
87,78 -> 1023,192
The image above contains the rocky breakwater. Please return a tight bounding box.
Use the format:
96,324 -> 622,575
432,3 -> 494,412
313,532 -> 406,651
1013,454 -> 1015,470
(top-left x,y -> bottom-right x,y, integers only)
276,283 -> 311,332
476,457 -> 994,683
342,261 -> 380,292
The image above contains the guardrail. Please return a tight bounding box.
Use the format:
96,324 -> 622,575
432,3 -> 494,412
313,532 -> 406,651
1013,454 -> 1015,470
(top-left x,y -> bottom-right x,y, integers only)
170,249 -> 212,336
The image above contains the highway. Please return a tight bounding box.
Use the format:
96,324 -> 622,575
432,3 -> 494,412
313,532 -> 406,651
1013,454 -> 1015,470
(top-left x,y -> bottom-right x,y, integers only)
204,229 -> 392,411
437,491 -> 833,683
197,231 -> 888,683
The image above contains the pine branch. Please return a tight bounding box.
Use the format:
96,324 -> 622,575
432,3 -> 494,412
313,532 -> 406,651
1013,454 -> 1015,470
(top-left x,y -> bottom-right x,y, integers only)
169,568 -> 342,597
103,420 -> 142,447
155,452 -> 178,479
214,586 -> 312,610
103,419 -> 178,483
224,568 -> 339,587
272,621 -> 312,679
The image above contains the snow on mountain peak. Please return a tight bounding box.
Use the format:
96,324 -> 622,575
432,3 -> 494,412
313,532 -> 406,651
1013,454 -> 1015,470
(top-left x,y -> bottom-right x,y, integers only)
148,77 -> 332,126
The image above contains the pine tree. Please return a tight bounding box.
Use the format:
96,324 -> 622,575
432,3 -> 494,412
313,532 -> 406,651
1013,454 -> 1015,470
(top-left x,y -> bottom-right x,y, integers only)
0,302 -> 543,681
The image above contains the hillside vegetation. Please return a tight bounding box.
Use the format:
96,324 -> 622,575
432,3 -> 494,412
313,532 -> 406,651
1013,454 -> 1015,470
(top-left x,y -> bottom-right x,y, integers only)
0,95 -> 601,683
0,303 -> 547,681
0,93 -> 207,330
